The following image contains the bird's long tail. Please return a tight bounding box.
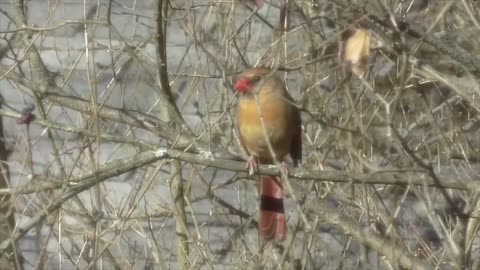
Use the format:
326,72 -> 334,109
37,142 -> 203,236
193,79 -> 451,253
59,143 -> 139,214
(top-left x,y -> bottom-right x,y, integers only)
259,175 -> 287,241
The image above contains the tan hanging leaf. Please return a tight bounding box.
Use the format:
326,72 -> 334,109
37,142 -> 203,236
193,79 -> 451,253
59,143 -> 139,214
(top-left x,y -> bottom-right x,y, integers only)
343,28 -> 371,77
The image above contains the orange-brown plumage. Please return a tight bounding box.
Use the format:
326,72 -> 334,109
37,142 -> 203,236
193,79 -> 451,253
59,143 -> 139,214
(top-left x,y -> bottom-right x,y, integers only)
234,67 -> 302,241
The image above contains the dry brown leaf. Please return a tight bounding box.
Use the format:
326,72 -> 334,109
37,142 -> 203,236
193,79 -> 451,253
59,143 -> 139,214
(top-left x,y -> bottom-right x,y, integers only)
253,0 -> 264,8
344,28 -> 371,77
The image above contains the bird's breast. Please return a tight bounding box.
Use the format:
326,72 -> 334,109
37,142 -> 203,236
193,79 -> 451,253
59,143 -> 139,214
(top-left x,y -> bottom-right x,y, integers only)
236,95 -> 293,162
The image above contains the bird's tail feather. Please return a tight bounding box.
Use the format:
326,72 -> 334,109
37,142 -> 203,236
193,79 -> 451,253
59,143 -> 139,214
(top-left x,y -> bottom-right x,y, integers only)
259,175 -> 287,241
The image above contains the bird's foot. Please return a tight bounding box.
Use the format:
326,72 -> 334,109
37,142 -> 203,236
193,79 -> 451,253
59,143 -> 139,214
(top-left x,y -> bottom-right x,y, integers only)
246,155 -> 259,175
280,161 -> 289,178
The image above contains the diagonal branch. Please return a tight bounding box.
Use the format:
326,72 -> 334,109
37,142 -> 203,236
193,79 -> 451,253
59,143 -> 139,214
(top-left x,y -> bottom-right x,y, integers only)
0,145 -> 470,197
307,199 -> 433,270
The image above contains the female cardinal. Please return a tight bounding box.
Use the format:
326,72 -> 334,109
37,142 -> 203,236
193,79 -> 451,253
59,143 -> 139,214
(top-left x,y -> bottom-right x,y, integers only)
234,67 -> 302,241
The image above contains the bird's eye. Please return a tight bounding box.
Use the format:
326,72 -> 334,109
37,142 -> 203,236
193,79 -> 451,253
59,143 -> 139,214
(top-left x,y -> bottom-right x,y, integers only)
252,76 -> 261,81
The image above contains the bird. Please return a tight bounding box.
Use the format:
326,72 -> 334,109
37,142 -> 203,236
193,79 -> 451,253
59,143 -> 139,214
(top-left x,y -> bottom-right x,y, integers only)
234,67 -> 302,241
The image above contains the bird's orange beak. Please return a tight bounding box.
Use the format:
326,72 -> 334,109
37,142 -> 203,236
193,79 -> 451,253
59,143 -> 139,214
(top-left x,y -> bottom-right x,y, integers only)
234,78 -> 252,93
